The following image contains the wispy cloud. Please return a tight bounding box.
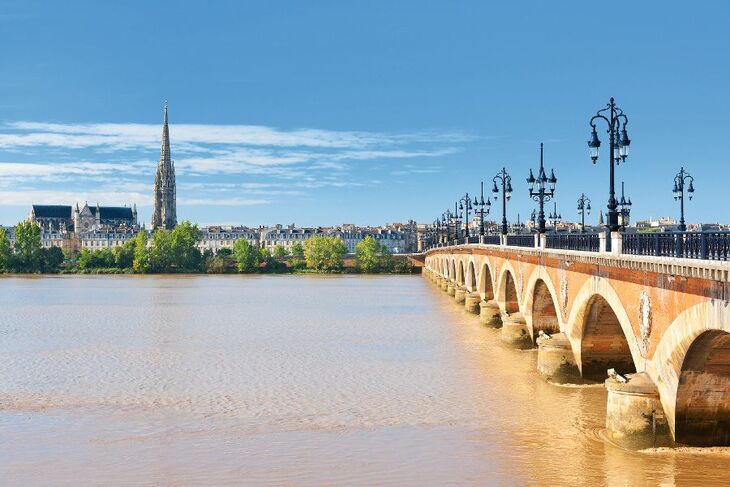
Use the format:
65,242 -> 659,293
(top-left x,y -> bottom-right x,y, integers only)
0,120 -> 476,212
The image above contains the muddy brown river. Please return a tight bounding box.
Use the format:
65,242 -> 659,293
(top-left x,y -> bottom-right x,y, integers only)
1,275 -> 729,485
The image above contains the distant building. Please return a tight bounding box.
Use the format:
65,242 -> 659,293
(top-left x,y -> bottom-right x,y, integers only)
198,226 -> 262,253
28,202 -> 139,249
151,103 -> 177,230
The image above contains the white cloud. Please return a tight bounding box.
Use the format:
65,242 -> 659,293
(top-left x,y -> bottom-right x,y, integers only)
0,120 -> 476,217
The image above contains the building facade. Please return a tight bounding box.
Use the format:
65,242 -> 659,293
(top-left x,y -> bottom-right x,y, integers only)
29,202 -> 139,249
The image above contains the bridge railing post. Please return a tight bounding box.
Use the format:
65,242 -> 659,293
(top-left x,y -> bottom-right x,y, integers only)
610,231 -> 623,255
599,231 -> 607,253
535,233 -> 545,250
500,234 -> 507,246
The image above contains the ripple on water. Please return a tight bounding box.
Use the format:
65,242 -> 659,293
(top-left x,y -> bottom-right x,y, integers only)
1,274 -> 730,486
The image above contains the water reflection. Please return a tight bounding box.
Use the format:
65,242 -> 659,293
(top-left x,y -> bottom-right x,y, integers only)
1,275 -> 729,485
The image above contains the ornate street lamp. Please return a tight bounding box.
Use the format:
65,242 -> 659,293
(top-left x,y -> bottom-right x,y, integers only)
588,97 -> 631,231
527,143 -> 557,233
548,202 -> 562,229
474,181 -> 491,236
673,167 -> 695,231
618,181 -> 632,229
454,201 -> 462,240
492,167 -> 513,235
577,194 -> 592,233
442,211 -> 451,242
458,193 -> 474,239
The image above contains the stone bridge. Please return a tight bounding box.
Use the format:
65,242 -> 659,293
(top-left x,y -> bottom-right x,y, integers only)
423,243 -> 730,448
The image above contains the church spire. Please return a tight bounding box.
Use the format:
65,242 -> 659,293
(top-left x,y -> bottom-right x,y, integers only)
160,101 -> 171,168
152,101 -> 177,230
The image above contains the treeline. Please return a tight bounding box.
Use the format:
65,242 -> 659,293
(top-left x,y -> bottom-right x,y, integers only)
0,222 -> 413,275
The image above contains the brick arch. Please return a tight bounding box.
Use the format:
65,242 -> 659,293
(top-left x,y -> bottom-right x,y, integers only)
528,279 -> 561,342
650,301 -> 730,441
675,330 -> 730,446
457,260 -> 465,286
478,259 -> 495,301
566,277 -> 641,381
449,258 -> 456,282
496,261 -> 520,315
522,266 -> 564,341
579,294 -> 636,380
465,260 -> 477,291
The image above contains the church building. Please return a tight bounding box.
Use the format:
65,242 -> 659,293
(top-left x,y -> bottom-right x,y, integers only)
151,103 -> 177,230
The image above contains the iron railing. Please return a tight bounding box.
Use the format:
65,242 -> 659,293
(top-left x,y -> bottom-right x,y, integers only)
482,235 -> 501,245
505,234 -> 534,247
545,233 -> 601,252
622,231 -> 730,261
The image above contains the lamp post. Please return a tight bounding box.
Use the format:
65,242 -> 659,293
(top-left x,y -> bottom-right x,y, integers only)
492,167 -> 513,235
577,194 -> 592,233
618,181 -> 632,229
527,143 -> 557,233
458,193 -> 473,239
442,211 -> 451,242
673,167 -> 695,231
474,181 -> 491,237
454,201 -> 462,240
548,202 -> 562,229
587,97 -> 631,232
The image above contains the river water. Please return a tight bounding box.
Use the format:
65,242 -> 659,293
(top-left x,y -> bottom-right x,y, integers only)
1,275 -> 729,486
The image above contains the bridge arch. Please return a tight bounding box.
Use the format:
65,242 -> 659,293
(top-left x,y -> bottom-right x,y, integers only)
567,277 -> 639,381
522,267 -> 563,342
674,330 -> 730,446
478,259 -> 495,301
449,259 -> 456,282
650,301 -> 730,443
465,259 -> 477,292
457,260 -> 465,286
496,261 -> 520,315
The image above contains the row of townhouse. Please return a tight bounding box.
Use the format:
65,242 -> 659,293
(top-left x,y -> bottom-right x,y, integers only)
7,222 -> 417,255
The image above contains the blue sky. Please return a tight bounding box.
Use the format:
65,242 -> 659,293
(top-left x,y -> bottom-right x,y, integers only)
0,1 -> 728,227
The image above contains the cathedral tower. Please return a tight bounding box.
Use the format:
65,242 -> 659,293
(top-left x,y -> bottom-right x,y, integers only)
152,102 -> 177,229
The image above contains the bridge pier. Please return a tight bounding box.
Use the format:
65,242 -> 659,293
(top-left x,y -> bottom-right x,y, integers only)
536,332 -> 582,384
464,293 -> 481,314
446,282 -> 456,296
605,372 -> 673,449
454,288 -> 467,304
479,300 -> 502,327
500,312 -> 532,349
439,278 -> 448,291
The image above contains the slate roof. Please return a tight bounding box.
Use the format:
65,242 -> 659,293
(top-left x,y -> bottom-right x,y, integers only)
89,206 -> 134,220
32,205 -> 72,219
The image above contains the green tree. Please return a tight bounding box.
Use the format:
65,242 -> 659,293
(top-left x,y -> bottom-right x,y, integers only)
41,246 -> 65,272
273,244 -> 288,259
205,255 -> 230,273
0,228 -> 11,271
77,248 -> 115,270
147,229 -> 174,272
355,236 -> 381,272
113,239 -> 136,269
355,236 -> 394,273
304,236 -> 346,272
132,231 -> 149,273
233,239 -> 261,273
217,247 -> 233,257
291,241 -> 304,258
170,221 -> 202,271
12,221 -> 42,272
